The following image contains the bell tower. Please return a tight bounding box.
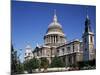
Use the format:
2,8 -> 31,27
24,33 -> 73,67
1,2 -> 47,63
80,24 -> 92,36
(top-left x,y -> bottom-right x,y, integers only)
82,14 -> 95,61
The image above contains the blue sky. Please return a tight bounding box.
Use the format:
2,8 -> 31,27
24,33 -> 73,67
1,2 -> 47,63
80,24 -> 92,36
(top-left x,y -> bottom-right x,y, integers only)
12,1 -> 96,62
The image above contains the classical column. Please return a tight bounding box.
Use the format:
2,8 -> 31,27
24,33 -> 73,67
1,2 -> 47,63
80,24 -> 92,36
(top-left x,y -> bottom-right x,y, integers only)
72,56 -> 74,64
48,36 -> 49,43
55,36 -> 57,43
58,36 -> 60,43
53,35 -> 54,43
61,37 -> 62,43
50,36 -> 51,43
44,38 -> 46,43
45,37 -> 47,44
62,37 -> 64,43
53,36 -> 54,43
65,56 -> 67,66
49,36 -> 51,43
59,36 -> 61,43
47,36 -> 49,43
48,36 -> 50,43
47,37 -> 48,43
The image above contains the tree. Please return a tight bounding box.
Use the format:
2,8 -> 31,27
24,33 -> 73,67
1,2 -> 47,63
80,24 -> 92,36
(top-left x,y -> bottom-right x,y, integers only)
77,59 -> 96,70
40,57 -> 49,72
11,44 -> 24,74
50,56 -> 65,68
11,44 -> 18,74
24,57 -> 39,73
16,63 -> 24,74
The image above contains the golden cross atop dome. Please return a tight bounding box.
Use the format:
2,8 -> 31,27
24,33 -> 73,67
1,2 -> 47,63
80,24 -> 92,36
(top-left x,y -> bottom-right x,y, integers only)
53,9 -> 57,22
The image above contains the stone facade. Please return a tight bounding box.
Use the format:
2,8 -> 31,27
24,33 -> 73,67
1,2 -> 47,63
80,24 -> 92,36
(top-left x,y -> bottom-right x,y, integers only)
44,10 -> 66,47
24,44 -> 33,61
56,39 -> 83,66
24,11 -> 95,66
82,15 -> 95,61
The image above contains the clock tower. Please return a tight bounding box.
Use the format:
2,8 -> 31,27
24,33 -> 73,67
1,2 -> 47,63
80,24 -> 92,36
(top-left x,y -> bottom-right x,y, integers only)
82,14 -> 95,61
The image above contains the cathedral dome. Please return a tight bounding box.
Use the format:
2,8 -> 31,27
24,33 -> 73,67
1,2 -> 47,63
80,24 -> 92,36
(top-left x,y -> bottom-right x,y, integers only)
46,11 -> 65,36
47,22 -> 64,36
44,10 -> 67,46
48,21 -> 62,29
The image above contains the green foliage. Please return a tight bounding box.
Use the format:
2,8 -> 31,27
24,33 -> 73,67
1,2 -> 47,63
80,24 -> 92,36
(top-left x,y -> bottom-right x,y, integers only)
50,56 -> 65,67
24,60 -> 30,71
24,57 -> 39,73
89,59 -> 96,66
11,45 -> 17,73
11,44 -> 24,74
77,59 -> 96,69
40,57 -> 49,69
16,63 -> 24,74
69,64 -> 77,68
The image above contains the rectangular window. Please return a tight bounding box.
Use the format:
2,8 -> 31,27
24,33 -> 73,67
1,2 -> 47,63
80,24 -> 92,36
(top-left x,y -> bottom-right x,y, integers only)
57,49 -> 59,55
85,48 -> 87,51
40,50 -> 42,56
91,36 -> 93,43
84,38 -> 86,43
28,53 -> 30,56
62,48 -> 64,54
37,51 -> 39,56
67,47 -> 70,52
25,53 -> 26,55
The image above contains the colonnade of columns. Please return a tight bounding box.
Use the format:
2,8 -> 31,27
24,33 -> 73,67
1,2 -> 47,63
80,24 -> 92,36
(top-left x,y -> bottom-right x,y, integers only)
44,35 -> 66,45
45,35 -> 58,44
65,55 -> 76,66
